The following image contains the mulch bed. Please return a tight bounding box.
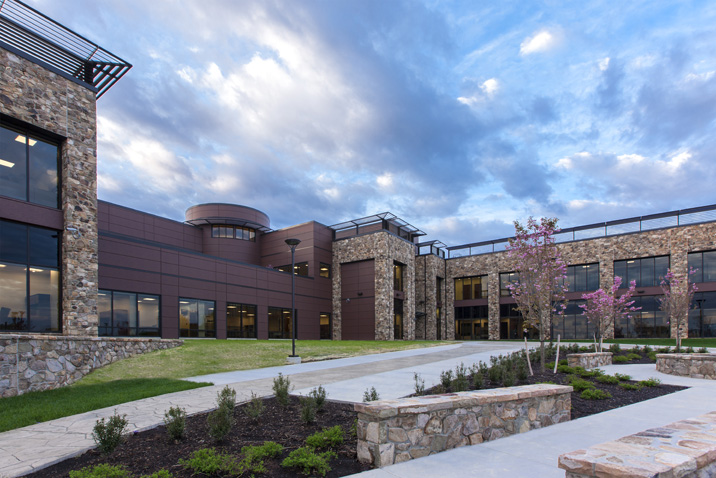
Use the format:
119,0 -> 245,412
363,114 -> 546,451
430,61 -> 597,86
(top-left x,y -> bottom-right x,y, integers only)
26,348 -> 687,477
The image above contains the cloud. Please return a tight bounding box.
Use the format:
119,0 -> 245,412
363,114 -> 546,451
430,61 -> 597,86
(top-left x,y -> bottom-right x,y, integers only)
520,29 -> 558,56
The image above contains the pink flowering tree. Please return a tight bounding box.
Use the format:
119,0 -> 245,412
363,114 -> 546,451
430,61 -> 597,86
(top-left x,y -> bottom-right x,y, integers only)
579,276 -> 640,351
505,217 -> 568,371
659,268 -> 698,352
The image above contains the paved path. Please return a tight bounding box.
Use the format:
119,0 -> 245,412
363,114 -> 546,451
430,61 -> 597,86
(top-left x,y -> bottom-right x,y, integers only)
0,341 -> 523,477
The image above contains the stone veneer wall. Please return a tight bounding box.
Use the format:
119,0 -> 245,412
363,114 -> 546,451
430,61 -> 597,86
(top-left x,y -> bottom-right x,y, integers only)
0,46 -> 99,336
656,353 -> 716,380
332,231 -> 416,340
447,222 -> 716,340
355,384 -> 572,467
567,352 -> 612,369
415,254 -> 447,340
0,335 -> 183,397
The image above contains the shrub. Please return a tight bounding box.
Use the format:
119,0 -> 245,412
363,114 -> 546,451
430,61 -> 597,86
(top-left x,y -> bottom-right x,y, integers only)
478,361 -> 489,377
207,405 -> 233,442
581,389 -> 611,400
281,447 -> 336,477
141,470 -> 173,478
244,391 -> 265,420
626,353 -> 641,361
557,364 -> 575,374
595,374 -> 619,385
618,382 -> 642,391
440,369 -> 453,390
238,441 -> 283,475
306,425 -> 345,449
487,364 -> 503,383
639,377 -> 661,387
613,355 -> 629,363
163,406 -> 186,441
413,373 -> 425,396
698,347 -> 709,353
558,358 -> 569,366
614,373 -> 631,381
657,346 -> 671,353
643,345 -> 653,354
180,448 -> 238,475
502,369 -> 516,387
309,385 -> 327,411
647,351 -> 657,361
516,361 -> 529,381
70,464 -> 131,478
686,346 -> 695,353
363,386 -> 380,402
546,361 -> 555,370
217,385 -> 236,412
608,343 -> 621,354
92,411 -> 128,454
453,363 -> 469,392
472,371 -> 484,390
273,373 -> 292,407
568,378 -> 595,393
300,396 -> 317,424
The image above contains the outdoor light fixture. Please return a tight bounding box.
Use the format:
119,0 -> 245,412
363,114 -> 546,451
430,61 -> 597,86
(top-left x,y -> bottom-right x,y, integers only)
66,226 -> 81,238
285,238 -> 301,363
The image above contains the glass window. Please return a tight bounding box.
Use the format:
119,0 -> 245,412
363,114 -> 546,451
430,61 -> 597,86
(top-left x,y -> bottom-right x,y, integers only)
500,272 -> 519,297
394,299 -> 403,339
268,306 -> 293,339
320,312 -> 331,339
615,296 -> 668,339
275,262 -> 308,276
690,292 -> 716,337
563,264 -> 599,292
227,302 -> 257,338
98,290 -> 160,337
179,298 -> 215,338
454,276 -> 487,300
614,256 -> 670,287
0,125 -> 59,208
319,263 -> 331,279
688,251 -> 716,283
394,263 -> 404,291
0,220 -> 59,333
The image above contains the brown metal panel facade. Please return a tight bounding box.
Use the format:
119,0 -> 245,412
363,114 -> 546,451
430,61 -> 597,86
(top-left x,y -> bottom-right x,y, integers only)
340,260 -> 376,340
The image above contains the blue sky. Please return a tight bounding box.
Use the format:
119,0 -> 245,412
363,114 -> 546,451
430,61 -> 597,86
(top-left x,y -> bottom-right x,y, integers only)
29,0 -> 716,246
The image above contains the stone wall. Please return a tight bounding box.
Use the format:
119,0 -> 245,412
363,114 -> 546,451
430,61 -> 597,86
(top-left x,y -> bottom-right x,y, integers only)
355,384 -> 572,467
332,231 -> 416,340
567,353 -> 612,369
0,335 -> 182,397
559,411 -> 716,477
447,222 -> 716,340
656,353 -> 716,380
415,254 -> 447,340
0,46 -> 99,336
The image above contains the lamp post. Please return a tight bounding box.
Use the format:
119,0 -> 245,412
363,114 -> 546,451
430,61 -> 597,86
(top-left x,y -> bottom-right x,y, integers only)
285,238 -> 301,362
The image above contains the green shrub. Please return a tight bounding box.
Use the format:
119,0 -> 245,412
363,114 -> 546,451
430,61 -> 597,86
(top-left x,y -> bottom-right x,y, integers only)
92,411 -> 128,454
642,345 -> 653,354
207,405 -> 233,442
698,347 -> 709,353
163,406 -> 186,441
453,363 -> 469,392
217,385 -> 236,412
516,361 -> 529,381
639,377 -> 661,387
558,359 -> 569,366
568,378 -> 595,393
244,391 -> 265,420
440,370 -> 454,390
538,380 -> 557,385
614,373 -> 631,381
502,369 -> 516,387
273,373 -> 292,407
626,353 -> 641,361
180,448 -> 239,475
472,371 -> 484,390
647,351 -> 657,361
70,464 -> 131,478
488,364 -> 503,383
281,447 -> 336,477
141,471 -> 173,478
686,346 -> 695,353
613,355 -> 629,363
300,396 -> 317,424
580,388 -> 611,400
309,385 -> 327,411
595,375 -> 619,385
618,382 -> 642,391
608,343 -> 621,354
238,441 -> 283,475
557,364 -> 575,374
545,361 -> 555,370
657,346 -> 671,353
413,373 -> 425,395
363,386 -> 379,402
306,425 -> 345,449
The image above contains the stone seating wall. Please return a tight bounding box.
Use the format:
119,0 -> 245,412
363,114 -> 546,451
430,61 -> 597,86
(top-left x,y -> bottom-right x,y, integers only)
0,335 -> 183,397
567,352 -> 612,369
558,411 -> 716,477
656,353 -> 716,380
355,384 -> 572,467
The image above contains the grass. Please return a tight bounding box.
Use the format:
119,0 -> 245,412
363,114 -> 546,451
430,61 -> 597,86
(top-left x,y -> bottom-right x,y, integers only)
1,340 -> 449,432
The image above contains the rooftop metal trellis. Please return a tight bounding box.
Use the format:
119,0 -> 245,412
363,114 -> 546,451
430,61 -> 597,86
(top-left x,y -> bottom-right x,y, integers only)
0,0 -> 131,98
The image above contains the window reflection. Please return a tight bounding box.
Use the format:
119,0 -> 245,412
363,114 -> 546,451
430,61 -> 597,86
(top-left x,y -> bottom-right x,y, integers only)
614,256 -> 669,287
179,298 -> 215,338
98,290 -> 160,336
227,303 -> 257,338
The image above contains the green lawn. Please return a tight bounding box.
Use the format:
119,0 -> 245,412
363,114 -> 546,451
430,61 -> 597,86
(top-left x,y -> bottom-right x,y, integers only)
1,340 -> 450,432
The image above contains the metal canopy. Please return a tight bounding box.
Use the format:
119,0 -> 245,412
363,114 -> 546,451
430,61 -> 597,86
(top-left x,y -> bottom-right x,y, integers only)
185,217 -> 273,233
330,212 -> 426,237
0,0 -> 132,98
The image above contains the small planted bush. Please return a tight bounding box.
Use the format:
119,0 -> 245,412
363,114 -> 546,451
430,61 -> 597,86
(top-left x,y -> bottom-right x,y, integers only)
453,363 -> 469,392
306,425 -> 345,449
92,411 -> 128,454
281,447 -> 336,477
207,406 -> 233,442
440,369 -> 453,390
273,373 -> 292,407
472,371 -> 484,390
363,386 -> 380,402
238,442 -> 284,475
300,396 -> 317,424
413,373 -> 425,396
568,378 -> 595,393
581,389 -> 611,400
163,406 -> 186,441
70,464 -> 131,478
217,385 -> 237,412
618,382 -> 642,391
595,375 -> 619,385
614,373 -> 632,381
309,385 -> 327,411
557,364 -> 575,374
626,353 -> 641,361
639,377 -> 661,387
502,369 -> 516,387
613,355 -> 629,363
244,391 -> 265,420
698,347 -> 709,353
608,343 -> 621,354
180,448 -> 238,475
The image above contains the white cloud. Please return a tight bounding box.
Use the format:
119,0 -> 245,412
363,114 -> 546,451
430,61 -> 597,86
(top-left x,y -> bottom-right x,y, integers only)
598,57 -> 610,71
616,154 -> 646,166
520,29 -> 557,56
481,78 -> 499,96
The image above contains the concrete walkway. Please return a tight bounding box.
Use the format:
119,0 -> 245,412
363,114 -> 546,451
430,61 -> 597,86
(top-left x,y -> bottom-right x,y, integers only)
1,343 -> 714,477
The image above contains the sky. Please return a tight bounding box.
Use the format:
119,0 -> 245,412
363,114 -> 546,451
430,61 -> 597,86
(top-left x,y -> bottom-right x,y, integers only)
26,0 -> 716,246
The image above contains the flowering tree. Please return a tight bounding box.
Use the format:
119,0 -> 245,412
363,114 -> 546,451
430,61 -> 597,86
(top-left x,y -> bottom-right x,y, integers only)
659,268 -> 698,352
579,276 -> 640,351
505,217 -> 568,371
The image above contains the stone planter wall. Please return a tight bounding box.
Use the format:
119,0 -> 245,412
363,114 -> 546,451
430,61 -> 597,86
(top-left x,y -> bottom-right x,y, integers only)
0,335 -> 183,397
559,411 -> 716,477
355,384 -> 572,467
567,352 -> 612,369
656,353 -> 716,380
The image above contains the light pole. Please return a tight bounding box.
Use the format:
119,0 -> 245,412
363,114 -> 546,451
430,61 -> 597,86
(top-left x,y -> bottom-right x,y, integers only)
285,238 -> 301,362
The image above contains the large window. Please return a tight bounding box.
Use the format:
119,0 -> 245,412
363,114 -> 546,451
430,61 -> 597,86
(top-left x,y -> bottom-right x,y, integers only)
0,220 -> 60,332
563,263 -> 599,292
614,296 -> 668,338
179,298 -> 215,337
227,303 -> 257,338
455,275 -> 487,300
268,307 -> 294,339
394,262 -> 404,291
210,225 -> 256,241
275,262 -> 308,276
0,124 -> 59,208
690,292 -> 716,338
688,251 -> 716,283
394,299 -> 403,339
454,305 -> 489,340
499,272 -> 519,297
98,290 -> 160,336
320,312 -> 332,339
319,263 -> 331,278
551,300 -> 592,340
614,256 -> 669,288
